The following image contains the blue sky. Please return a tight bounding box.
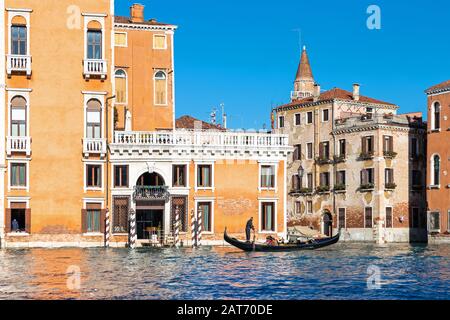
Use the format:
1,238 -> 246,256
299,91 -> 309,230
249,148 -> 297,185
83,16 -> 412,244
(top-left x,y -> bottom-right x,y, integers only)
116,0 -> 450,129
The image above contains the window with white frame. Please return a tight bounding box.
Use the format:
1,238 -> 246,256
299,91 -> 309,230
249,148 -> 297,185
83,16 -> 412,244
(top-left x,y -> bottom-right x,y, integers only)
278,116 -> 285,128
154,71 -> 167,105
431,102 -> 441,130
260,165 -> 275,189
86,164 -> 102,188
197,202 -> 213,233
260,202 -> 276,232
115,70 -> 127,104
431,154 -> 440,186
10,96 -> 27,136
86,24 -> 103,59
306,111 -> 313,124
11,24 -> 27,55
153,34 -> 167,49
86,99 -> 102,138
429,211 -> 440,232
10,163 -> 27,188
114,32 -> 127,47
385,207 -> 393,228
322,109 -> 329,122
197,164 -> 212,188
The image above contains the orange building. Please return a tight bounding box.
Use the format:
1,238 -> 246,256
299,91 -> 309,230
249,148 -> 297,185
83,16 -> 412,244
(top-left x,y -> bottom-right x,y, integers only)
0,1 -> 291,247
426,80 -> 450,243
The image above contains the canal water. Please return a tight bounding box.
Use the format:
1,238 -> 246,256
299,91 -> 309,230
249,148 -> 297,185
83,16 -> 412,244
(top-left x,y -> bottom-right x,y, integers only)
0,243 -> 449,300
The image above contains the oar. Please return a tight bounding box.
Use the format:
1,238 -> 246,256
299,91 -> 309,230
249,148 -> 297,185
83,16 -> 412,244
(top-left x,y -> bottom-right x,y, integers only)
252,229 -> 256,251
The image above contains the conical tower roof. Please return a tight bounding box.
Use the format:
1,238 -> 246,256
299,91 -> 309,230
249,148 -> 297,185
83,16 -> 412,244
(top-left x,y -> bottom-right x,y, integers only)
295,46 -> 314,81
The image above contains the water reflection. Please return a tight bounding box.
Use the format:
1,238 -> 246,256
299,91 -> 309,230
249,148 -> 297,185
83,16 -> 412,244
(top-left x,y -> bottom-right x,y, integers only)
0,244 -> 449,300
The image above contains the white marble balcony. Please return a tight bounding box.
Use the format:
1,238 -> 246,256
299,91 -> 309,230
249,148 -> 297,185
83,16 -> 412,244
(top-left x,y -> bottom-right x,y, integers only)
7,136 -> 31,156
83,138 -> 107,157
7,55 -> 32,76
83,59 -> 107,79
110,130 -> 291,158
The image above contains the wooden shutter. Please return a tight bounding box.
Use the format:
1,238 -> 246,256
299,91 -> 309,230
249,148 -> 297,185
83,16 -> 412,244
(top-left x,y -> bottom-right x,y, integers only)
81,209 -> 87,233
319,142 -> 324,158
362,137 -> 367,153
5,209 -> 11,233
361,170 -> 368,185
25,209 -> 31,233
100,209 -> 107,235
389,136 -> 393,152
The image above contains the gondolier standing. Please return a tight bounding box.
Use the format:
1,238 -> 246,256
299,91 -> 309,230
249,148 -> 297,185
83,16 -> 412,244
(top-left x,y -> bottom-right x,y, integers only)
245,217 -> 255,242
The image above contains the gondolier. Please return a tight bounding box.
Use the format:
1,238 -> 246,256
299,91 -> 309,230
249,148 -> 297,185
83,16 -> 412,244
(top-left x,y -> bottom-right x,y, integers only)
245,217 -> 255,242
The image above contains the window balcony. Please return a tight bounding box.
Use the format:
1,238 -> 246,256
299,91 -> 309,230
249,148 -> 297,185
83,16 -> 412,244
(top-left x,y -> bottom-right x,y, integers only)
7,55 -> 32,77
83,59 -> 107,79
83,138 -> 107,157
6,136 -> 31,156
133,186 -> 170,201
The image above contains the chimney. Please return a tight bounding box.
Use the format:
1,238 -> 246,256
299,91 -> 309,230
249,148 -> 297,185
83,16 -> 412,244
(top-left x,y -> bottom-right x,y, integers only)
313,84 -> 321,102
353,83 -> 360,101
130,3 -> 145,23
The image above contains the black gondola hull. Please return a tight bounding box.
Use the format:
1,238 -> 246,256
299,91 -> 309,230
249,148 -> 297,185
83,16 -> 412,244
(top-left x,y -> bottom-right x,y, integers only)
224,229 -> 340,252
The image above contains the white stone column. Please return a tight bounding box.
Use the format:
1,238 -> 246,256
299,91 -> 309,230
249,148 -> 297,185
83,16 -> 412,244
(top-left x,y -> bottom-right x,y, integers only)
0,0 -> 6,246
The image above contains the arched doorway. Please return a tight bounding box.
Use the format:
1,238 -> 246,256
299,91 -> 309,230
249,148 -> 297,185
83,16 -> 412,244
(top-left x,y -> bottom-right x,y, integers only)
134,172 -> 167,240
322,211 -> 333,237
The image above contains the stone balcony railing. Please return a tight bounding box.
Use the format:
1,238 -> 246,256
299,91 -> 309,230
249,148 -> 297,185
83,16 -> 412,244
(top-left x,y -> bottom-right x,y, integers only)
83,138 -> 107,157
111,130 -> 291,156
83,59 -> 107,79
6,136 -> 31,156
7,54 -> 32,76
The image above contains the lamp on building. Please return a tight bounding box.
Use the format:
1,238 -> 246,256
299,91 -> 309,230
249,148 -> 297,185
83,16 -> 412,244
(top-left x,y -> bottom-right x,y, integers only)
298,165 -> 304,179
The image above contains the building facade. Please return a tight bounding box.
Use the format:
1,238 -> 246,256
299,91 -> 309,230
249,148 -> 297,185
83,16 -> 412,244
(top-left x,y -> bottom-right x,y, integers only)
426,80 -> 450,243
274,48 -> 427,243
0,1 -> 291,248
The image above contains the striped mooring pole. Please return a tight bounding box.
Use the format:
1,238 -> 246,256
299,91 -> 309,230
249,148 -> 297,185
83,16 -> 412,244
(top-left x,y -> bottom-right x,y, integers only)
174,206 -> 180,247
129,208 -> 137,249
191,209 -> 197,248
197,207 -> 202,247
104,209 -> 110,248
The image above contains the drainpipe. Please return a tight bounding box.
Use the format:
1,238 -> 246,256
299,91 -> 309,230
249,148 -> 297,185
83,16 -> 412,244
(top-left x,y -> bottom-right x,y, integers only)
105,95 -> 116,212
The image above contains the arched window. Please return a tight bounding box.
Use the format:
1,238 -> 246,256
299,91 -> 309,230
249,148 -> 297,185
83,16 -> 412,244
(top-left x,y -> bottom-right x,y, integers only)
115,70 -> 127,104
10,96 -> 27,136
432,102 -> 441,130
11,23 -> 27,55
433,154 -> 440,186
86,99 -> 102,138
87,22 -> 102,59
154,71 -> 167,105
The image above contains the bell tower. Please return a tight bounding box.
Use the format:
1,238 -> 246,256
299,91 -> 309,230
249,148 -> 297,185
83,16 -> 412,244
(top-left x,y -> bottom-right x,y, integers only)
292,46 -> 315,101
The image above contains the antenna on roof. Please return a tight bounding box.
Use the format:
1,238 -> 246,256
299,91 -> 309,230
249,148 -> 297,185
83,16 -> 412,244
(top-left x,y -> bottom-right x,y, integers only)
210,107 -> 217,125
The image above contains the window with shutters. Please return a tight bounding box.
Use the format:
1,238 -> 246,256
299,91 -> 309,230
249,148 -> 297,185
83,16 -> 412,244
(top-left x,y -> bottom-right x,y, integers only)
360,168 -> 374,189
293,144 -> 301,161
318,172 -> 330,192
307,173 -> 313,190
10,208 -> 27,232
307,143 -> 313,159
383,136 -> 396,158
385,207 -> 393,228
115,70 -> 127,104
197,202 -> 213,232
295,201 -> 301,214
197,164 -> 212,188
307,111 -> 313,124
335,171 -> 346,191
113,197 -> 129,234
278,116 -> 285,128
385,168 -> 395,189
365,207 -> 373,228
291,174 -> 301,191
154,71 -> 167,105
322,109 -> 329,122
338,139 -> 346,158
318,141 -> 330,161
306,201 -> 313,214
361,136 -> 374,159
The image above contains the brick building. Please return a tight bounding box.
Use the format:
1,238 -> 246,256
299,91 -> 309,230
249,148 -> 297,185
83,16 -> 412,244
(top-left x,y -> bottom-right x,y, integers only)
426,80 -> 450,243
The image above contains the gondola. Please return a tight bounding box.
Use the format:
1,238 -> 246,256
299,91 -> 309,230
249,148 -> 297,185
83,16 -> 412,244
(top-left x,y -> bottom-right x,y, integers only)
224,228 -> 340,252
